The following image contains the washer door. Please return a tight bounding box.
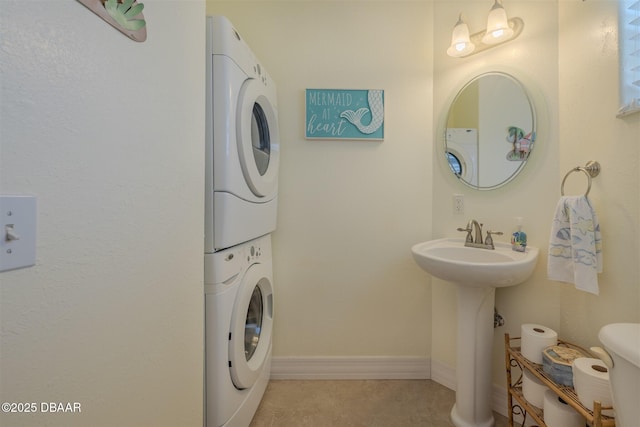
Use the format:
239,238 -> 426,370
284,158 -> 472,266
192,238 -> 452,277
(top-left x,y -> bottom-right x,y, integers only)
446,142 -> 478,187
236,78 -> 280,198
228,263 -> 274,390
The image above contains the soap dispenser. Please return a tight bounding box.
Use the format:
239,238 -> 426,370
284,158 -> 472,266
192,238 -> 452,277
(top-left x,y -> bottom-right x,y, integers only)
511,217 -> 527,252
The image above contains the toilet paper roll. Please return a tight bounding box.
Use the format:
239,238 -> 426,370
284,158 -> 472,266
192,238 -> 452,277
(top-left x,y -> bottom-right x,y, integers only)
573,357 -> 613,413
521,324 -> 558,364
543,389 -> 585,427
522,369 -> 548,408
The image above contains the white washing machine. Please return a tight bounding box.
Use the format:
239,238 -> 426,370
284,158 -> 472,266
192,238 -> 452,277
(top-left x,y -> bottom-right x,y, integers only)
205,15 -> 280,253
445,128 -> 478,186
205,235 -> 274,427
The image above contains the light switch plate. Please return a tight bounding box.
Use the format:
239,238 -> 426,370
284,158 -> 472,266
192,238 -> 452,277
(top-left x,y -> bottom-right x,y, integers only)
0,195 -> 37,272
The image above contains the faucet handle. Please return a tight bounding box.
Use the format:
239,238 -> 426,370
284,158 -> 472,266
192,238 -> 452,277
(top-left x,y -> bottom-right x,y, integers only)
484,230 -> 503,249
457,225 -> 473,243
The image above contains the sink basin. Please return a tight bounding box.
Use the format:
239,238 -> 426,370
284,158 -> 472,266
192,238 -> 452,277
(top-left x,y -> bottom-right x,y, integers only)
411,237 -> 539,427
411,238 -> 539,288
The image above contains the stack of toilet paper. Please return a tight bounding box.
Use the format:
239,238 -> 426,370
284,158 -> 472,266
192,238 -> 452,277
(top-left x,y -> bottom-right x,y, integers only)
573,357 -> 614,414
543,389 -> 585,427
521,324 -> 558,364
522,370 -> 548,408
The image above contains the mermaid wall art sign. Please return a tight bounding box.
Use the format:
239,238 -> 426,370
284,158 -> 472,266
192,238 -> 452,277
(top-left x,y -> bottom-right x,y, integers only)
305,89 -> 384,140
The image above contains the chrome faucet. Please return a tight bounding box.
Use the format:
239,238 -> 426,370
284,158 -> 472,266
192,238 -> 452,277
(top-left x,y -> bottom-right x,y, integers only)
457,219 -> 502,249
470,219 -> 483,245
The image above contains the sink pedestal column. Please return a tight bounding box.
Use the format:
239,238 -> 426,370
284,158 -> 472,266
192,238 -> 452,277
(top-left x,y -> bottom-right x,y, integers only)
450,285 -> 496,427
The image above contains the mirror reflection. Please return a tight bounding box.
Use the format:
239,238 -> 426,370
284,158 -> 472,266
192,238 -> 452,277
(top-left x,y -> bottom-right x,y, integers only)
445,72 -> 536,190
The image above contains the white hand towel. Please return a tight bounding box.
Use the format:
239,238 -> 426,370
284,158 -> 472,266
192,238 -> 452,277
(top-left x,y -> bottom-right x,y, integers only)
547,196 -> 602,295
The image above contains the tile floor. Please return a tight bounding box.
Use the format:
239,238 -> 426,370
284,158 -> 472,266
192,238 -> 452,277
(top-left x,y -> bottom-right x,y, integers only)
250,380 -> 512,427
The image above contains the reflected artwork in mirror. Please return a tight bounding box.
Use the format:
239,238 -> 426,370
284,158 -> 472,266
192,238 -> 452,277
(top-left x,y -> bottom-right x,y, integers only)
445,72 -> 536,190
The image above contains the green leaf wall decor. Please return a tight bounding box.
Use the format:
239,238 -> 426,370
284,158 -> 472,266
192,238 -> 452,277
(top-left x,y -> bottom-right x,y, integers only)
77,0 -> 147,42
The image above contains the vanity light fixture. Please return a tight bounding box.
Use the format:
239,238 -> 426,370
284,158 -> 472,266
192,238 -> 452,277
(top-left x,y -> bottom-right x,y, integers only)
447,0 -> 523,58
446,14 -> 475,58
482,0 -> 514,44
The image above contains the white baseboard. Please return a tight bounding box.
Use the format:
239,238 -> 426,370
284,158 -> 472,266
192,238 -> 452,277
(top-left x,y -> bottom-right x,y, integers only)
270,356 -> 430,380
430,359 -> 457,391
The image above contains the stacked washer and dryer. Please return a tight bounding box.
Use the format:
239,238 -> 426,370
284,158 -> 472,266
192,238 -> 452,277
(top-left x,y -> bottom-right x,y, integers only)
204,16 -> 280,427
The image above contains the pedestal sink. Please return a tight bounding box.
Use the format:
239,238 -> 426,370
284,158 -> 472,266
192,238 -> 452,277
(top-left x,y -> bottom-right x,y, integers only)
411,238 -> 538,427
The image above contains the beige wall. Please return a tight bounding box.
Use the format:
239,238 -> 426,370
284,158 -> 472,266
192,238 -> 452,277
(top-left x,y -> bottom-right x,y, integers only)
433,0 -> 640,390
2,1 -> 638,425
433,0 -> 562,385
0,2 -> 205,426
210,0 -> 640,389
207,1 -> 435,358
557,0 -> 640,345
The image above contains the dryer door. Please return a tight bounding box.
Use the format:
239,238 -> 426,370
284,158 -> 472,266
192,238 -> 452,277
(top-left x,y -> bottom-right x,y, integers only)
236,78 -> 280,198
228,262 -> 274,390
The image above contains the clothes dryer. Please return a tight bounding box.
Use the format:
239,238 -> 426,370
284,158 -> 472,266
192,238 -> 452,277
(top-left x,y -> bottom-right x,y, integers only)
205,235 -> 274,427
205,16 -> 280,252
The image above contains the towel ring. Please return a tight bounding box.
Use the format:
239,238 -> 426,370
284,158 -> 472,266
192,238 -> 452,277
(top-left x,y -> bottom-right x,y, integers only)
561,161 -> 601,196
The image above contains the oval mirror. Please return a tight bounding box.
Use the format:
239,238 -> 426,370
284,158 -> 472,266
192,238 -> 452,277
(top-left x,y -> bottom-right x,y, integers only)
444,72 -> 536,190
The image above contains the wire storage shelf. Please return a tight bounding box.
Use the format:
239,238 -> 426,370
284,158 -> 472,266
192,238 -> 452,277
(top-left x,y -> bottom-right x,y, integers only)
504,333 -> 615,427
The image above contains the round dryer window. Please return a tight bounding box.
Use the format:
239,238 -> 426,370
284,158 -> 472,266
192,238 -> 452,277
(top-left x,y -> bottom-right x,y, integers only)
251,104 -> 270,177
236,79 -> 280,198
229,267 -> 273,390
244,285 -> 263,361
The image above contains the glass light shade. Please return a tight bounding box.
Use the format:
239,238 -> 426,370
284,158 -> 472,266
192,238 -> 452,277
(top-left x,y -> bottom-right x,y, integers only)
447,15 -> 475,57
481,0 -> 514,45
